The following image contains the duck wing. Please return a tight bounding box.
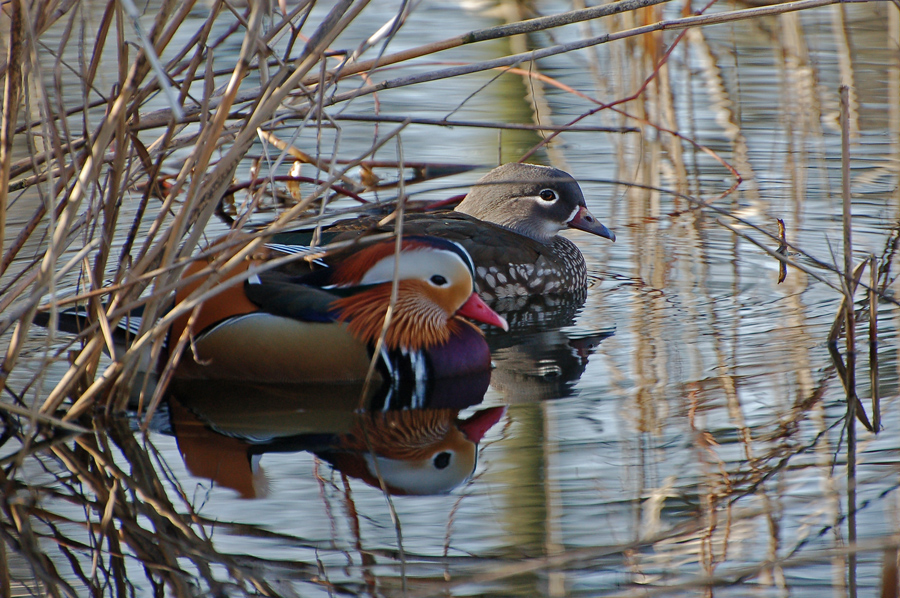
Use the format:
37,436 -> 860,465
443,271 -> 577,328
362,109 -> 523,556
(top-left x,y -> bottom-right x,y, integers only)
243,271 -> 339,323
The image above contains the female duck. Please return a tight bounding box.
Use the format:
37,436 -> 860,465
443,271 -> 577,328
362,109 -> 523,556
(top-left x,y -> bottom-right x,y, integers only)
271,163 -> 616,300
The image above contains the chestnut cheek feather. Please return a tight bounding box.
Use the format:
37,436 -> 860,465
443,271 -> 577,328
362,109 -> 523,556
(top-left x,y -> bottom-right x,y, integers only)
331,281 -> 453,351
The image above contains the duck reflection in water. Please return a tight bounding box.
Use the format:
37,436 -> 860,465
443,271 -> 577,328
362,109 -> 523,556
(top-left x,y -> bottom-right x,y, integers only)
480,293 -> 615,402
167,374 -> 504,498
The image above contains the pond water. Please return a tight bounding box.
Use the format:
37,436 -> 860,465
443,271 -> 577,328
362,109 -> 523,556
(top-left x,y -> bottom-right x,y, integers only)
3,0 -> 900,596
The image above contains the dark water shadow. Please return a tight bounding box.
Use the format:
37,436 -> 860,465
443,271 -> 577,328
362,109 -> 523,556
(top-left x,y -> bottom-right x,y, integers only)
484,293 -> 615,401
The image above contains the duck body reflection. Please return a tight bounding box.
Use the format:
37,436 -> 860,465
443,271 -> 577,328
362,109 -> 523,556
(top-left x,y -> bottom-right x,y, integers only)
168,374 -> 503,497
477,292 -> 615,402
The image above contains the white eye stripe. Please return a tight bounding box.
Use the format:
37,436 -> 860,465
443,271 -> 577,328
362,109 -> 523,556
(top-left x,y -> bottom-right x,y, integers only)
359,248 -> 470,286
447,239 -> 476,277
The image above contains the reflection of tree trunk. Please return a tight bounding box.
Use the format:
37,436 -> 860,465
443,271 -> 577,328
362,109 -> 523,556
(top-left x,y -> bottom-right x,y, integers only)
543,400 -> 566,597
493,5 -> 571,593
499,0 -> 565,167
494,402 -> 548,586
832,3 -> 859,138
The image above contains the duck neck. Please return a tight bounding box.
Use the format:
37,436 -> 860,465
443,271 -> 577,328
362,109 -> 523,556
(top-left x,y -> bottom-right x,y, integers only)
454,204 -> 558,243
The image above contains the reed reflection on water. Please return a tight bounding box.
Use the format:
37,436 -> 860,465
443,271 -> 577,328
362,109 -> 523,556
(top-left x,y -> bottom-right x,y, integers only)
1,0 -> 899,596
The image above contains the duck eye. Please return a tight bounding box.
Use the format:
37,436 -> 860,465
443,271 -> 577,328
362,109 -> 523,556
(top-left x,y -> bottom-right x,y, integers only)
433,451 -> 452,469
539,189 -> 558,202
430,274 -> 448,286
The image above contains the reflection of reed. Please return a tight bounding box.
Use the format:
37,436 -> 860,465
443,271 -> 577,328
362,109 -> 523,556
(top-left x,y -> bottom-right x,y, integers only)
574,3 -> 896,595
892,26 -> 900,562
7,416 -> 279,595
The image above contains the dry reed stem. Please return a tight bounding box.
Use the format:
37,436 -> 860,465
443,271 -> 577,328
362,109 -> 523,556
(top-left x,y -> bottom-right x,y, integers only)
518,27 -> 742,197
4,0 -> 194,401
0,401 -> 88,434
47,440 -> 193,594
178,0 -> 364,239
257,128 -> 358,187
612,176 -> 900,307
109,3 -> 359,359
320,0 -> 851,112
826,259 -> 873,431
614,178 -> 848,296
0,0 -> 25,266
333,111 -> 637,132
122,0 -> 852,142
32,1 -> 363,413
320,0 -> 669,85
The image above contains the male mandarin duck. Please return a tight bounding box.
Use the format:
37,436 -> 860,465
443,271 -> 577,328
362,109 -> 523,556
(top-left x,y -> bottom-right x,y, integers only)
34,236 -> 506,384
169,235 -> 508,383
270,163 -> 616,301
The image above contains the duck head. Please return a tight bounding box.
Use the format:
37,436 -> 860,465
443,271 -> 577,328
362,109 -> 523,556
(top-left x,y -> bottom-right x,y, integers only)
328,236 -> 508,352
455,163 -> 616,244
322,405 -> 507,495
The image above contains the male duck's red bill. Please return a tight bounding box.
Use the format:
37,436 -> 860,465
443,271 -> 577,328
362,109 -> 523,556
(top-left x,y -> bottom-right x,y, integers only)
169,236 -> 507,383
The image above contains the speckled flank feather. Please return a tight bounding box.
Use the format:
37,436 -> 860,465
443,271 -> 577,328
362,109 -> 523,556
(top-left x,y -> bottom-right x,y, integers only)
330,280 -> 464,351
475,237 -> 586,300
